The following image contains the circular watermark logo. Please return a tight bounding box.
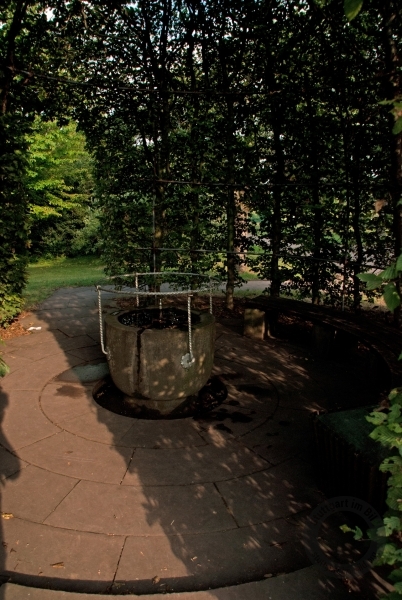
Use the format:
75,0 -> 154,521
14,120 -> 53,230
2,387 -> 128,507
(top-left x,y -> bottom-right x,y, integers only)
304,496 -> 382,579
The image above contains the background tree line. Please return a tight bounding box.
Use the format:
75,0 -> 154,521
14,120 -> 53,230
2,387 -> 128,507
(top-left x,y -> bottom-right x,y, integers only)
0,0 -> 401,323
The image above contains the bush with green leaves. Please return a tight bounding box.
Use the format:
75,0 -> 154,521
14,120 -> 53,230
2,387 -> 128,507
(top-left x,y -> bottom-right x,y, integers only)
358,257 -> 402,313
358,259 -> 402,597
363,390 -> 402,598
26,120 -> 97,258
0,114 -> 30,327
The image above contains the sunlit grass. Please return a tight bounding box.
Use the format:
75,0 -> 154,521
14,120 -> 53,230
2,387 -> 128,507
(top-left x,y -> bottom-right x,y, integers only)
23,256 -> 265,310
24,256 -> 107,309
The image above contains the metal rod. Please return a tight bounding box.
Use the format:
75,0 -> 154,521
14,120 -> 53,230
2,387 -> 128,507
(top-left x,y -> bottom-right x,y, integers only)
123,248 -> 387,269
152,197 -> 156,272
187,294 -> 193,361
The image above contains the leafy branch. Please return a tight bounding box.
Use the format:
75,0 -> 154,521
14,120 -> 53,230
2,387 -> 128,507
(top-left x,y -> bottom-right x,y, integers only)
365,390 -> 402,598
358,256 -> 402,312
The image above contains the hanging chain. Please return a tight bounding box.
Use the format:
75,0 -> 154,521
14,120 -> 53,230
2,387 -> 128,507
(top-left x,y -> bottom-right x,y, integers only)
209,278 -> 213,314
188,294 -> 193,360
181,294 -> 195,369
97,287 -> 109,356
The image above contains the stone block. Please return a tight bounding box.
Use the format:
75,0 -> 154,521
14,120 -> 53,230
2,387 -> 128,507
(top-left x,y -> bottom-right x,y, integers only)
243,308 -> 265,340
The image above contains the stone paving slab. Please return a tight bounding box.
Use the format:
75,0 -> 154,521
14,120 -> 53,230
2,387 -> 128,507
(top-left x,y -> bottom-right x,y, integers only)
2,330 -> 66,351
0,390 -> 60,451
121,443 -> 270,486
17,432 -> 133,484
114,519 -> 308,594
30,308 -> 99,320
0,447 -> 27,483
117,419 -> 207,449
65,346 -> 106,362
44,480 -> 236,535
0,355 -> 82,393
17,318 -> 100,338
240,406 -> 314,465
195,408 -> 270,441
3,336 -> 97,362
215,459 -> 323,527
0,356 -> 33,376
40,383 -> 94,425
57,406 -> 136,446
1,465 -> 77,523
1,518 -> 123,592
0,566 -> 353,599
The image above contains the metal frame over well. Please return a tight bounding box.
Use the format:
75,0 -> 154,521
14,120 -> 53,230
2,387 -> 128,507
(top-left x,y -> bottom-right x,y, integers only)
96,272 -> 220,369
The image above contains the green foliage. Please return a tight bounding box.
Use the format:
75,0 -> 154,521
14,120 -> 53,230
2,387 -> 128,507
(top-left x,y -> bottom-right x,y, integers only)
357,273 -> 384,290
366,387 -> 402,596
0,114 -> 30,326
0,339 -> 9,378
358,254 -> 402,312
339,524 -> 364,540
26,120 -> 97,258
344,0 -> 363,21
24,256 -> 107,309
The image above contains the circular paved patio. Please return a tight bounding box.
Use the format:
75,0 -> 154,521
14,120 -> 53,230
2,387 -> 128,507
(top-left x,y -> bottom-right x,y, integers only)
0,288 -> 375,596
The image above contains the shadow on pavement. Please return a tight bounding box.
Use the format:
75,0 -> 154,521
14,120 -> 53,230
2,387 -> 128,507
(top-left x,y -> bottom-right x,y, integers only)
0,287 -> 389,599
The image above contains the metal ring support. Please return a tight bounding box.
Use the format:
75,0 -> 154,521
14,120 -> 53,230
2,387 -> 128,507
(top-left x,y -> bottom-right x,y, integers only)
96,272 -> 220,296
96,272 -> 217,369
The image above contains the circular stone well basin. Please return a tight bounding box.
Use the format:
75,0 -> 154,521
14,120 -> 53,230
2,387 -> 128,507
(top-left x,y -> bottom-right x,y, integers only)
104,308 -> 215,414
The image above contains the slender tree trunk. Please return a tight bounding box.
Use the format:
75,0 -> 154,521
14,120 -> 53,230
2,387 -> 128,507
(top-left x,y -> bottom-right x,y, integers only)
1,1 -> 30,114
311,187 -> 322,305
351,114 -> 364,310
225,97 -> 236,309
306,87 -> 322,305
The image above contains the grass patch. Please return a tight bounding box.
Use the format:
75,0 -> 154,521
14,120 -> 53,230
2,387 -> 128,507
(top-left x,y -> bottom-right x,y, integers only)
23,257 -> 265,311
238,271 -> 259,282
24,256 -> 107,310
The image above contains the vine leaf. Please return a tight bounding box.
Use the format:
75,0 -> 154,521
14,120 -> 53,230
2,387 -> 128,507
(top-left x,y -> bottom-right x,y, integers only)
357,272 -> 382,290
344,0 -> 363,20
383,282 -> 401,312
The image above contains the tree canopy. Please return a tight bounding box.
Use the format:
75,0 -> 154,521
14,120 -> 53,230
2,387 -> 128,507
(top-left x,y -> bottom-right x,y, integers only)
0,0 -> 401,322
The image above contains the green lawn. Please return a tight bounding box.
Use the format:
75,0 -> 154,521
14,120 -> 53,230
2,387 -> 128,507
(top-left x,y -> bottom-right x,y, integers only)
24,256 -> 107,309
238,271 -> 259,282
23,256 -> 263,310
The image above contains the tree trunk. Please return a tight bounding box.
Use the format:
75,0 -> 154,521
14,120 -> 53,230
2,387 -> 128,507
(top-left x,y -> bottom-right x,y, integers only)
225,97 -> 236,310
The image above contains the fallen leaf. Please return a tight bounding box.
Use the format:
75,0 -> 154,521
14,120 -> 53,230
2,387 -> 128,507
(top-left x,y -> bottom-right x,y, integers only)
10,548 -> 16,553
152,576 -> 160,584
1,513 -> 14,520
51,562 -> 65,568
190,556 -> 197,561
264,573 -> 273,578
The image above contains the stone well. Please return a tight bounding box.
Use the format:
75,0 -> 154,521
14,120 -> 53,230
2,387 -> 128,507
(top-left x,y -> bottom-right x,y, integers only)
104,307 -> 215,414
